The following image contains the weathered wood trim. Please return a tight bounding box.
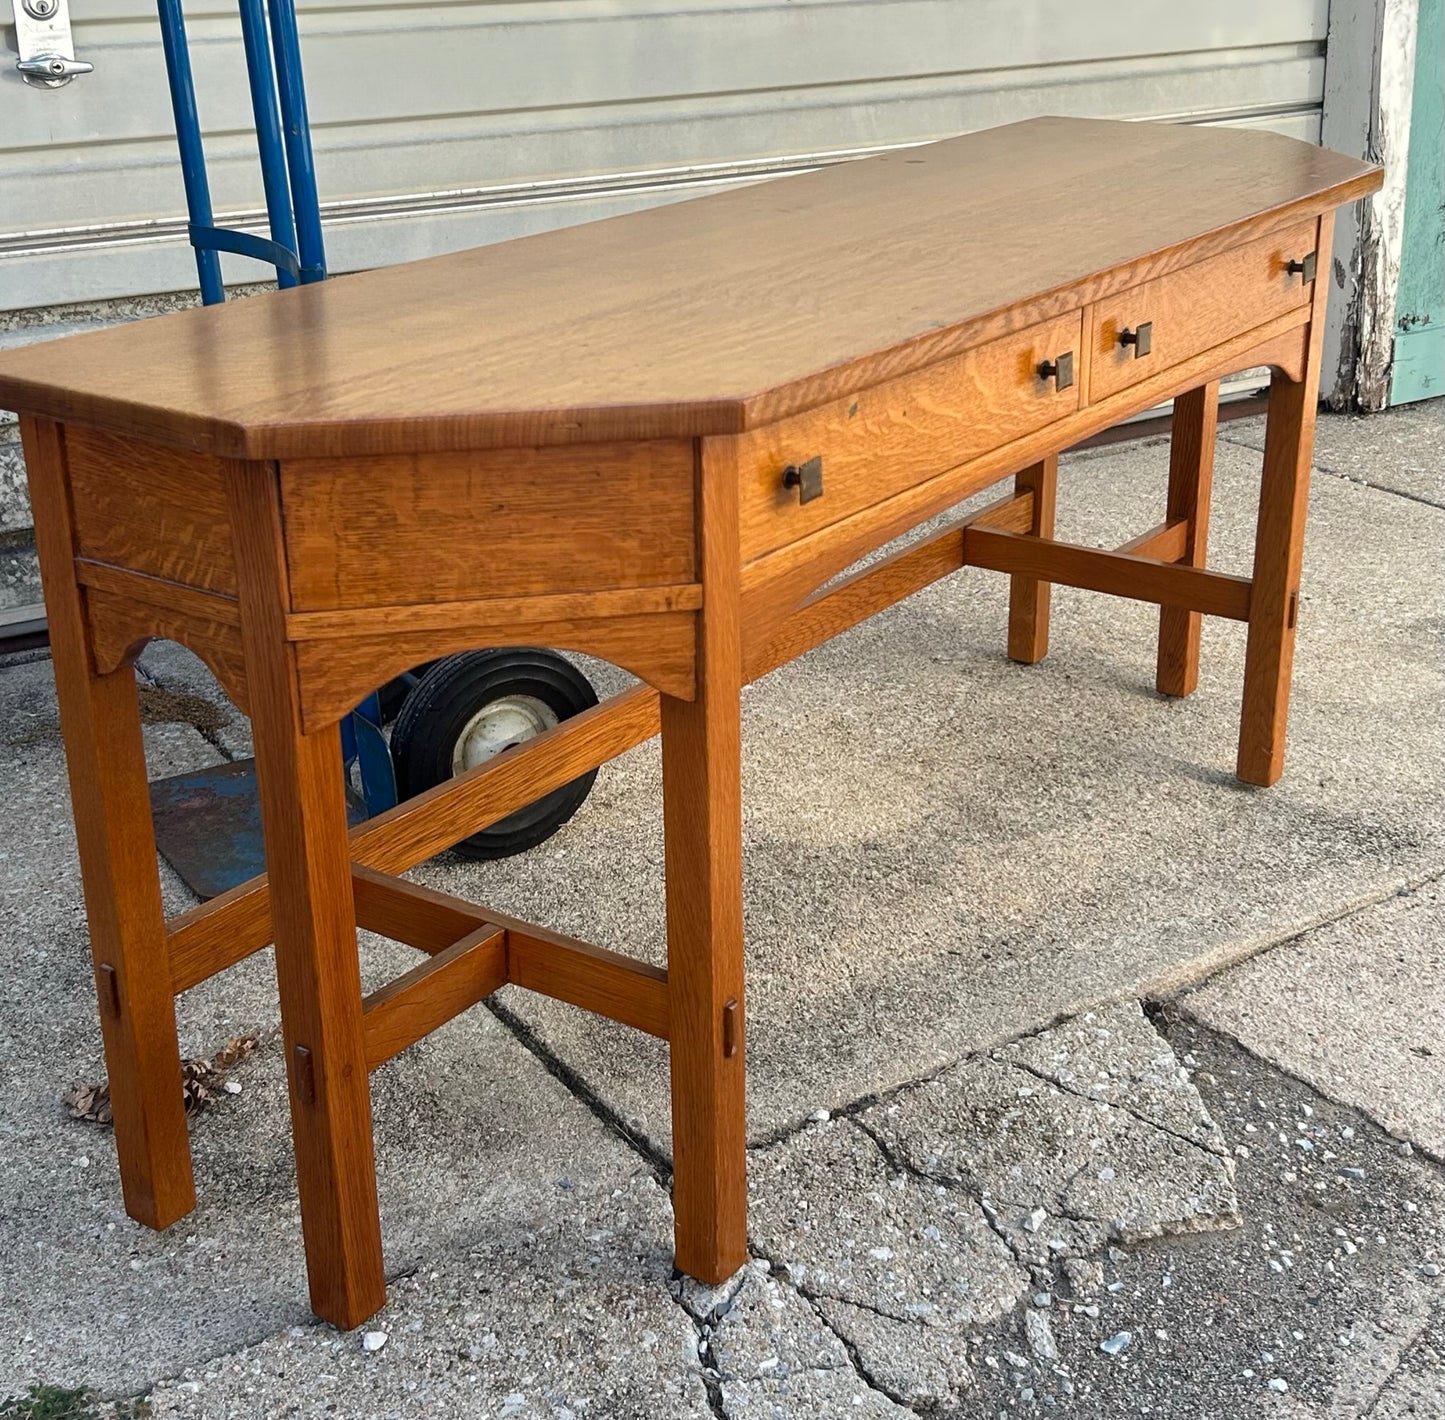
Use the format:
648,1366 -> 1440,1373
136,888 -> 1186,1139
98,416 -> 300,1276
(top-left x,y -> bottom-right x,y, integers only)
1320,0 -> 1420,408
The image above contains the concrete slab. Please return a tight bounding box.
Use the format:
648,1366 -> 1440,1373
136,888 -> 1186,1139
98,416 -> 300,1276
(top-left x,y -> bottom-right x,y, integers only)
409,435 -> 1444,1155
737,1002 -> 1238,1410
704,1265 -> 914,1418
0,661 -> 699,1404
1181,882 -> 1445,1160
959,1010 -> 1445,1419
867,1002 -> 1241,1271
747,1116 -> 1027,1408
1221,399 -> 1444,506
145,1175 -> 713,1420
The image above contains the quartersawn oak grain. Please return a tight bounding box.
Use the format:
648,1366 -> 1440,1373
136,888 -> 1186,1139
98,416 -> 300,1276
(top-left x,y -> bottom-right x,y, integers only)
1088,221 -> 1316,402
66,428 -> 236,594
0,119 -> 1378,458
280,441 -> 696,608
735,312 -> 1080,561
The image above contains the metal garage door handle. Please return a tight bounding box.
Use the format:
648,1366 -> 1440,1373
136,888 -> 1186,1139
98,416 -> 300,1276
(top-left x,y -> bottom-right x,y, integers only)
12,0 -> 93,87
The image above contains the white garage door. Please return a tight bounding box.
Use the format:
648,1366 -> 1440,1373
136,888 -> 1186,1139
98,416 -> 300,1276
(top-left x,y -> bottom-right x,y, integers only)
1,0 -> 1329,311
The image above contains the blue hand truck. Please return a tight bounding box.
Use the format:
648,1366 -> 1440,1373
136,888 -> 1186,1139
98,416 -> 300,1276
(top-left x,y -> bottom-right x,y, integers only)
146,0 -> 598,898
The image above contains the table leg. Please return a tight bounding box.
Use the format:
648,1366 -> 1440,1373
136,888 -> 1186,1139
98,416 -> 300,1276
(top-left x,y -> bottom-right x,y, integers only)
24,416 -> 195,1230
662,437 -> 748,1285
1157,381 -> 1220,697
1007,455 -> 1058,664
1237,368 -> 1319,786
228,467 -> 386,1329
661,683 -> 748,1283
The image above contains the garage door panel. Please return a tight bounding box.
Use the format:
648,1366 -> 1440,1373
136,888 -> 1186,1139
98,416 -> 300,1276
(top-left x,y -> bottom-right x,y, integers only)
1,0 -> 1330,310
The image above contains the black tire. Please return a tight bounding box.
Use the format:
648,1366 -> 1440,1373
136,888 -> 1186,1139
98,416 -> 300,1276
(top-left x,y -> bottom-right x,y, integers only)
375,663 -> 437,725
390,648 -> 599,860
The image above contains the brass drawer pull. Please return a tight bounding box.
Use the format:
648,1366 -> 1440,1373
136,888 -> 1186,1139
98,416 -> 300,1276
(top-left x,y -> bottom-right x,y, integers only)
782,455 -> 824,504
1286,252 -> 1317,282
1037,351 -> 1074,391
1118,322 -> 1152,358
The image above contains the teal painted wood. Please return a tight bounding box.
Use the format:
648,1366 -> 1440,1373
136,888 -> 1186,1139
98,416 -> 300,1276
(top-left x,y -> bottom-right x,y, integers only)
1394,0 -> 1444,404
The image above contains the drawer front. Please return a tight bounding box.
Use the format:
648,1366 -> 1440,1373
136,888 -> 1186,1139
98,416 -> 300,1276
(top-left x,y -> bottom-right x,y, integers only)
1088,221 -> 1318,403
737,312 -> 1082,564
281,440 -> 696,611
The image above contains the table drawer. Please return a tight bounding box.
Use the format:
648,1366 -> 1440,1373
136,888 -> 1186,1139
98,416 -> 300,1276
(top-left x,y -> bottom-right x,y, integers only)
1088,221 -> 1318,404
737,312 -> 1082,564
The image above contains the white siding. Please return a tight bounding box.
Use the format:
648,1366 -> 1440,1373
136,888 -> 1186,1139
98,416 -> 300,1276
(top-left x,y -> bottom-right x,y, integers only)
1,0 -> 1328,310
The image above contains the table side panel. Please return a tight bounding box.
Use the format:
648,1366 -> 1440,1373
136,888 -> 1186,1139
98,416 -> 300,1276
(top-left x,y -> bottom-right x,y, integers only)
1088,221 -> 1317,402
279,441 -> 697,612
735,313 -> 1082,564
64,428 -> 237,596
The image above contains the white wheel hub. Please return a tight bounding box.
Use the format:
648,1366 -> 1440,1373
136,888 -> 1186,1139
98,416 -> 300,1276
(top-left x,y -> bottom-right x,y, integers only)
450,694 -> 559,776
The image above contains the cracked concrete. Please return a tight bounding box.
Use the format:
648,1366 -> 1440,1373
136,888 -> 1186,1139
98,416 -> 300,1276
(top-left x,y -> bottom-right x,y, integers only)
867,1003 -> 1241,1276
701,1265 -> 913,1418
748,1115 -> 1026,1407
738,1000 -> 1240,1409
1183,881 -> 1445,1160
960,1011 -> 1445,1419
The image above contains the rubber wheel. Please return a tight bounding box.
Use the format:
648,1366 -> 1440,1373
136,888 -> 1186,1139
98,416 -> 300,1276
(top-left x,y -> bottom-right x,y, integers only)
390,648 -> 599,860
375,663 -> 437,725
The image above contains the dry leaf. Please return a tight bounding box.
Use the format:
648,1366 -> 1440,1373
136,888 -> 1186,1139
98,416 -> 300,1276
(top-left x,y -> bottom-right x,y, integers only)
65,1032 -> 262,1126
62,1080 -> 113,1124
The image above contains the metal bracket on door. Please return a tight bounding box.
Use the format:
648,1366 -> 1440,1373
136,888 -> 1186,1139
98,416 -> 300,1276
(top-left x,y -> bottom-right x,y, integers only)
11,0 -> 92,87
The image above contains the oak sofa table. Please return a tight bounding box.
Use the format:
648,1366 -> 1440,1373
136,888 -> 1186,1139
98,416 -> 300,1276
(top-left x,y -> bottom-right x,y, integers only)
0,118 -> 1380,1328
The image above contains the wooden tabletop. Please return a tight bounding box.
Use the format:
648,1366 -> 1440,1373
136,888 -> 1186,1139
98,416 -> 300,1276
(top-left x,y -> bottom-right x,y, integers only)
0,118 -> 1378,459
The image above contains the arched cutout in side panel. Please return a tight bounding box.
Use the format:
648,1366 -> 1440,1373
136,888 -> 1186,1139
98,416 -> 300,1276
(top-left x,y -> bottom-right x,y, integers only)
293,612 -> 696,732
87,589 -> 250,716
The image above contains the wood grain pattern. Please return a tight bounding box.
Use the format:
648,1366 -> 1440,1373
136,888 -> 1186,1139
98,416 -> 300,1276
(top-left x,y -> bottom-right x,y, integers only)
738,307 -> 1314,662
362,926 -> 507,1070
748,489 -> 1034,680
351,868 -> 487,952
1156,382 -> 1220,697
0,121 -> 1379,457
1006,456 -> 1058,664
1089,223 -> 1316,403
285,585 -> 700,640
1238,219 -> 1336,785
962,526 -> 1252,621
225,461 -> 386,1330
662,434 -> 748,1283
735,314 -> 1080,562
22,415 -> 197,1232
280,441 -> 695,610
75,562 -> 251,712
85,592 -> 251,714
506,924 -> 670,1041
66,428 -> 235,593
291,611 -> 692,731
76,560 -> 240,624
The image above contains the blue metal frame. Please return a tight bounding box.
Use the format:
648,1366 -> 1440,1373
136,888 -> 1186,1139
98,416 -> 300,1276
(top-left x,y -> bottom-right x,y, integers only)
155,0 -> 325,304
155,0 -> 395,813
